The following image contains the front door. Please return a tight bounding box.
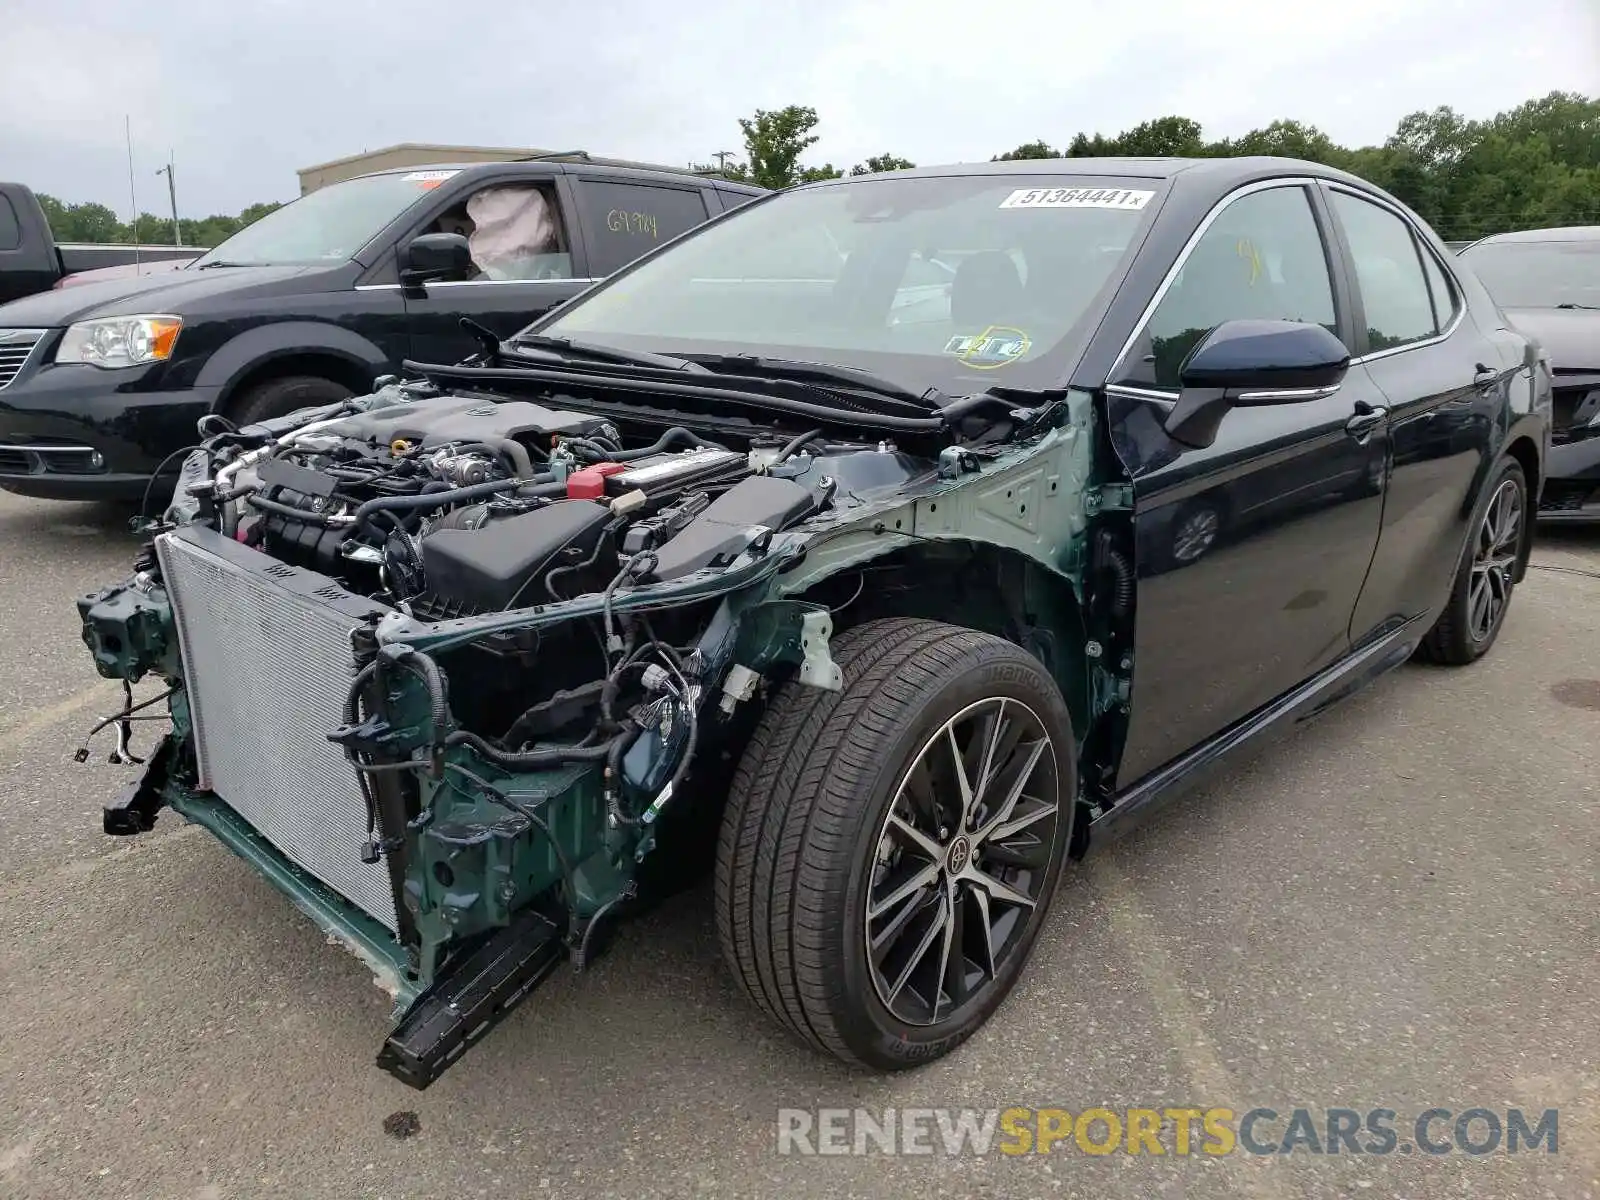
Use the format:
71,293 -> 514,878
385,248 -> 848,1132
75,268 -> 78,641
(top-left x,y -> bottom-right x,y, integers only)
401,178 -> 595,365
1106,181 -> 1391,786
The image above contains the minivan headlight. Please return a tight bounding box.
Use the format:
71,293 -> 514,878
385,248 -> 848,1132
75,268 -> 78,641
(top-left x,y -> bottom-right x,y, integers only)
55,316 -> 183,368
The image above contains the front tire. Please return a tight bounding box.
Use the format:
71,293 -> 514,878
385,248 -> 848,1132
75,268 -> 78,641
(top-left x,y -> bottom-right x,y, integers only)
1416,455 -> 1526,665
715,618 -> 1076,1069
225,374 -> 354,426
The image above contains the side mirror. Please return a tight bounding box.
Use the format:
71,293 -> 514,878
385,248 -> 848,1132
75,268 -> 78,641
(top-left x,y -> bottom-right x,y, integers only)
401,232 -> 472,288
1163,319 -> 1351,449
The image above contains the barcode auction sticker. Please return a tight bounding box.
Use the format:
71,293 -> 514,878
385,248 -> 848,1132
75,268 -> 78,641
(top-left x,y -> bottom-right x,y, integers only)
999,187 -> 1155,210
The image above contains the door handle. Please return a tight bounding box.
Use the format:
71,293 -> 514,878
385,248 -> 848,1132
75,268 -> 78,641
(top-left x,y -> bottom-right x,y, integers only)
1345,402 -> 1388,439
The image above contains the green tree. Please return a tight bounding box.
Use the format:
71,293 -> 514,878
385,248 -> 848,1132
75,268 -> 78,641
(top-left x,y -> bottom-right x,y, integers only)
1069,116 -> 1206,158
850,154 -> 916,175
237,201 -> 283,226
993,140 -> 1060,161
59,202 -> 126,243
1218,119 -> 1342,164
736,105 -> 834,189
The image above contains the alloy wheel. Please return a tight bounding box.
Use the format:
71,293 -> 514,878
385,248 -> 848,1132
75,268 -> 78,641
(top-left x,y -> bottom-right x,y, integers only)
1469,476 -> 1522,642
864,697 -> 1061,1026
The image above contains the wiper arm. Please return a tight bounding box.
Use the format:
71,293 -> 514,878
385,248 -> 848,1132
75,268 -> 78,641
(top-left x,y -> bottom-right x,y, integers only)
510,334 -> 708,373
196,260 -> 252,269
1556,302 -> 1600,310
687,353 -> 948,409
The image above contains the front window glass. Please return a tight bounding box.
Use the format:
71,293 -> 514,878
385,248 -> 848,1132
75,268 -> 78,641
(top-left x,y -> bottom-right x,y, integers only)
1460,239 -> 1600,309
1120,185 -> 1337,389
532,174 -> 1160,392
192,172 -> 445,267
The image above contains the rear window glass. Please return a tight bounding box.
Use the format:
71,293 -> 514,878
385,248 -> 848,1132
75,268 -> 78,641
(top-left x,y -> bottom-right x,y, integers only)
577,182 -> 709,275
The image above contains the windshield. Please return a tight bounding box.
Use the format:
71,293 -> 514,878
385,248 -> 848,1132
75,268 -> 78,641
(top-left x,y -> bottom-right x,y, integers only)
191,171 -> 451,268
1460,238 -> 1600,309
528,173 -> 1160,392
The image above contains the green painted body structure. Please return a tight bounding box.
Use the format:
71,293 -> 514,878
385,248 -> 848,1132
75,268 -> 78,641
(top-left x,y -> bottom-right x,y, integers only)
78,386 -> 1113,1070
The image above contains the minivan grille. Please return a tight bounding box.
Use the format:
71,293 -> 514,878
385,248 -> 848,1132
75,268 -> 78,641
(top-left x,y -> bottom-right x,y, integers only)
155,526 -> 399,930
0,330 -> 44,390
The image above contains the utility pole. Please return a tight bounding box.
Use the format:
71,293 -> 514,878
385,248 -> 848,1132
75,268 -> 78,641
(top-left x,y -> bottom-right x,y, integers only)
711,150 -> 736,173
156,157 -> 182,247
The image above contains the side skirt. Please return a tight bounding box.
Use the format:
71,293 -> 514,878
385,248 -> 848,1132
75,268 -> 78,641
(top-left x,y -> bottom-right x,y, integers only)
1088,615 -> 1423,845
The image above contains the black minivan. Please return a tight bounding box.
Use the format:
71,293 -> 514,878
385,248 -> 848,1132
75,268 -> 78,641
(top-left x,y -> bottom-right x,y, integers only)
0,159 -> 763,499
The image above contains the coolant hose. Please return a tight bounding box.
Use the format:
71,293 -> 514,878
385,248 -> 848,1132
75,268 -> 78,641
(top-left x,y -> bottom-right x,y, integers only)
609,426 -> 725,462
351,477 -> 521,527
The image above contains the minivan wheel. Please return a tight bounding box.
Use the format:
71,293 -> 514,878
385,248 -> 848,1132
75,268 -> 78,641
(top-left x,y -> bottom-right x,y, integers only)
715,618 -> 1076,1069
1416,455 -> 1527,665
225,374 -> 354,426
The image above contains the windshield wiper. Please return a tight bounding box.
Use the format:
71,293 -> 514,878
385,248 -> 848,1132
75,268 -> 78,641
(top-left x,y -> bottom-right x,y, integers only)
195,260 -> 253,269
686,353 -> 948,410
510,334 -> 708,373
1556,302 -> 1600,311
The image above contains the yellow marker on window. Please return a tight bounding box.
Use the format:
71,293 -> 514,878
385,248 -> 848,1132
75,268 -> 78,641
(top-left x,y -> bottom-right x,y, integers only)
1237,239 -> 1262,286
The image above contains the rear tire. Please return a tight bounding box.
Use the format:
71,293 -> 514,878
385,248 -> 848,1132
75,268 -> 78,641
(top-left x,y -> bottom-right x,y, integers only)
1416,455 -> 1526,665
225,374 -> 354,426
715,618 -> 1076,1070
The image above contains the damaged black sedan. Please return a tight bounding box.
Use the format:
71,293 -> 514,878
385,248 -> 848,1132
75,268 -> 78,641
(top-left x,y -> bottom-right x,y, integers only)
77,157 -> 1548,1088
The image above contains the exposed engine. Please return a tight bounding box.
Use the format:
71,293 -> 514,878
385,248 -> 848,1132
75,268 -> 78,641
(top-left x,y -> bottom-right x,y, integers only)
209,391 -> 844,620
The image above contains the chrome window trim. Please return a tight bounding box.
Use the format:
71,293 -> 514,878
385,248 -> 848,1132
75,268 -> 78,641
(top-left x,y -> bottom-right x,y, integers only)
354,278 -> 598,292
1234,383 -> 1342,402
1108,177 -> 1329,379
1323,182 -> 1466,364
1104,382 -> 1342,405
1105,382 -> 1178,403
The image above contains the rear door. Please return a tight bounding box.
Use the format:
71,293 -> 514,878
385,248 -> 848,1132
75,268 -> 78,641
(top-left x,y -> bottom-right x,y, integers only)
1105,180 -> 1392,786
1322,185 -> 1505,636
397,173 -> 595,364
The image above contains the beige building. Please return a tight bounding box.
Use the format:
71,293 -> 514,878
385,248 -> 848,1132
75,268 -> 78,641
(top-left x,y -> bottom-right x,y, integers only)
296,143 -> 714,195
296,144 -> 550,194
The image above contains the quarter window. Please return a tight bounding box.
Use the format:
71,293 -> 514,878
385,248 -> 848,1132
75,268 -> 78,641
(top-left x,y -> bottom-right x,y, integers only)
1330,191 -> 1440,352
1122,186 -> 1337,390
1419,243 -> 1459,330
577,182 -> 709,276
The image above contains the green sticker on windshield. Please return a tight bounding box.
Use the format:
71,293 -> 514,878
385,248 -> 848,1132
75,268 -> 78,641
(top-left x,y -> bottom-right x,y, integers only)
945,326 -> 1031,369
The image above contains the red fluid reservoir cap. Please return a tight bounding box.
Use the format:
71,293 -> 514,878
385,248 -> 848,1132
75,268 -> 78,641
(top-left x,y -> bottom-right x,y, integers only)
566,462 -> 626,499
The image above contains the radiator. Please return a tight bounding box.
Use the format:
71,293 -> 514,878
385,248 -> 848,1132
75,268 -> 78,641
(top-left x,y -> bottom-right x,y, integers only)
156,526 -> 400,931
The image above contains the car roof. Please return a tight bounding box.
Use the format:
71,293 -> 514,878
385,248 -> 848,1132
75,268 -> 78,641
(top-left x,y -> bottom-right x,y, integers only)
1469,226 -> 1600,245
354,158 -> 766,194
808,155 -> 1391,208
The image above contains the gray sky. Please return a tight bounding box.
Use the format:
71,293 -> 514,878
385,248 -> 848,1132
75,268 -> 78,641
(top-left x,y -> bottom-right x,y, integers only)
4,0 -> 1597,217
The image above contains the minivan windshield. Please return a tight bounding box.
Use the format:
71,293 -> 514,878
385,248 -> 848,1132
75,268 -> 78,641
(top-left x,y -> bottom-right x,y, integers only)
529,173 -> 1160,393
191,171 -> 449,268
1460,238 -> 1600,309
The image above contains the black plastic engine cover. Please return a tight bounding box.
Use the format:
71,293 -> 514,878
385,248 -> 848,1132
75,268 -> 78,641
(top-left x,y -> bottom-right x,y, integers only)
647,476 -> 817,582
422,500 -> 610,610
318,397 -> 612,449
